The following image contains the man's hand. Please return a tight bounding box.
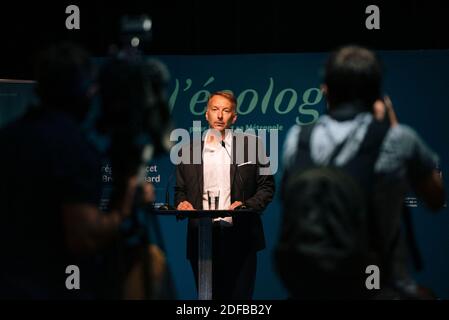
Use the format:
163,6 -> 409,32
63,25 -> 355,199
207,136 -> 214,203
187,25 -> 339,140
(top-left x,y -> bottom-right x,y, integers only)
121,175 -> 139,218
142,182 -> 155,204
413,170 -> 445,212
373,95 -> 398,127
228,201 -> 243,210
177,201 -> 195,210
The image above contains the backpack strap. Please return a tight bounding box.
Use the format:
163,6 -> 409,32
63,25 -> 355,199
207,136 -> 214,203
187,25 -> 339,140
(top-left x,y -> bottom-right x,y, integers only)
358,119 -> 390,160
280,123 -> 315,200
344,119 -> 390,183
351,120 -> 391,272
296,117 -> 389,175
328,132 -> 355,165
294,123 -> 316,168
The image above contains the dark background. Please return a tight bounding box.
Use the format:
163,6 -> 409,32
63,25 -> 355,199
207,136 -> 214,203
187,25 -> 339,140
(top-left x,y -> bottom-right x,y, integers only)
0,0 -> 447,80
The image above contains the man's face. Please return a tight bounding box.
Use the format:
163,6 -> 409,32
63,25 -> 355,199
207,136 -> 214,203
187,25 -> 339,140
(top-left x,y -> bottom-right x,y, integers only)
205,95 -> 237,133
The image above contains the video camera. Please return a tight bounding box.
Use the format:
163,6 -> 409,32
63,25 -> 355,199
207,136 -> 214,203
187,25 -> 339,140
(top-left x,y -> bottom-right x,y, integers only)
96,14 -> 173,198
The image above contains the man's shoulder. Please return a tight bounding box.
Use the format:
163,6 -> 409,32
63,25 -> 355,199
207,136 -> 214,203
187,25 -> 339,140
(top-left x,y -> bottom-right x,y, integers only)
232,130 -> 268,146
183,139 -> 202,153
386,123 -> 419,141
375,123 -> 438,174
175,138 -> 201,167
283,116 -> 328,143
285,124 -> 302,140
381,123 -> 423,155
233,130 -> 257,139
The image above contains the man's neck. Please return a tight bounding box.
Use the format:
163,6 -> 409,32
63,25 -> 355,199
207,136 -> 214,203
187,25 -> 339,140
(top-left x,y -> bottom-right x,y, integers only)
206,128 -> 228,142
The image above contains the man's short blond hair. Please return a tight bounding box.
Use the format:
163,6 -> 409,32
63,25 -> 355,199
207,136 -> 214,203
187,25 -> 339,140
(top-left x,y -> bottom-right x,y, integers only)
207,91 -> 237,112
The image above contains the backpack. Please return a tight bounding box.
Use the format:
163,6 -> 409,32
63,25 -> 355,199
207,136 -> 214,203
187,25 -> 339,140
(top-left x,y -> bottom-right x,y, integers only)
276,115 -> 390,293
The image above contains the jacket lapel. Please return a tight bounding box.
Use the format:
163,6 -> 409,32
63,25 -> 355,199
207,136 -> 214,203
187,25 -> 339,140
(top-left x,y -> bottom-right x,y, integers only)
197,139 -> 204,209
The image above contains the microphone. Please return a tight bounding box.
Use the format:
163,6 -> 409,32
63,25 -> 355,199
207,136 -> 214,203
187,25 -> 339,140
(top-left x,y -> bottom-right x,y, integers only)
221,140 -> 247,210
158,168 -> 175,210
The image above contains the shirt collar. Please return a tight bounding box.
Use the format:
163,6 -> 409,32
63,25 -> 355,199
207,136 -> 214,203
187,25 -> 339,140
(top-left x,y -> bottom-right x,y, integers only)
204,128 -> 233,151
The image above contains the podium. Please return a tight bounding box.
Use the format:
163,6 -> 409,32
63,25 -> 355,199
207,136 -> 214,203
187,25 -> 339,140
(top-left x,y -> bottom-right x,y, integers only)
152,209 -> 256,300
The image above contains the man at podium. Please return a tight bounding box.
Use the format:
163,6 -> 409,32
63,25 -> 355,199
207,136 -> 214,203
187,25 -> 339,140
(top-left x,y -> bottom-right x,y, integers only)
175,91 -> 275,299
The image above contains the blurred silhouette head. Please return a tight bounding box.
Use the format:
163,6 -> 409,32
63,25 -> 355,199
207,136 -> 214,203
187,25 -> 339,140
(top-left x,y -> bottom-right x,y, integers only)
98,56 -> 172,156
323,45 -> 382,112
34,42 -> 94,122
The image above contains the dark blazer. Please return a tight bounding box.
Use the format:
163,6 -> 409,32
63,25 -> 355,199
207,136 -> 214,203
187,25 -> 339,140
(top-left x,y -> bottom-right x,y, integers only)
175,132 -> 275,260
